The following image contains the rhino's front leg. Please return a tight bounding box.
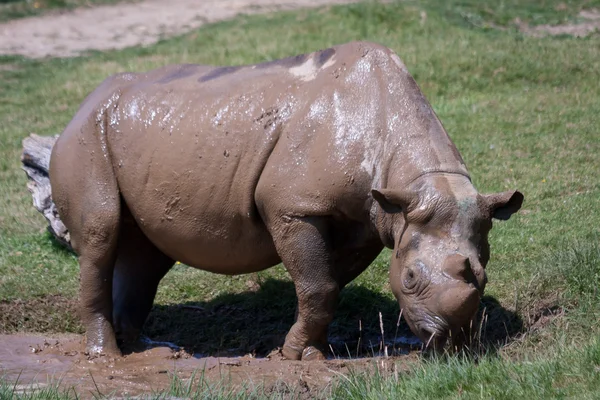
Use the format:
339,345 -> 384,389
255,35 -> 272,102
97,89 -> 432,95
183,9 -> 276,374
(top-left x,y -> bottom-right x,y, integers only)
270,216 -> 339,360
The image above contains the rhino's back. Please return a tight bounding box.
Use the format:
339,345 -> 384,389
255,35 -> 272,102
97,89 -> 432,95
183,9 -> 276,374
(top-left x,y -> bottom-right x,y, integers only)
101,46 -> 343,270
101,42 -> 400,271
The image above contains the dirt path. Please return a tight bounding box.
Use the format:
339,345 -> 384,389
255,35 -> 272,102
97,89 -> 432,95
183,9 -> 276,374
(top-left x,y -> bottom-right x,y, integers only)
518,10 -> 600,37
1,1 -> 598,59
0,0 -> 359,58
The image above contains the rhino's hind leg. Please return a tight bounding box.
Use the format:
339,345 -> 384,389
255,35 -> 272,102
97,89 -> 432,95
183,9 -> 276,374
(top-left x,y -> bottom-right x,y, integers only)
269,216 -> 340,361
60,188 -> 121,356
76,216 -> 121,356
112,214 -> 174,346
50,130 -> 123,356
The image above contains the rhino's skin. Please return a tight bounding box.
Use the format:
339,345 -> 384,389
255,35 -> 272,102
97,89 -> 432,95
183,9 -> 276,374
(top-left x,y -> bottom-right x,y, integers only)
49,41 -> 523,359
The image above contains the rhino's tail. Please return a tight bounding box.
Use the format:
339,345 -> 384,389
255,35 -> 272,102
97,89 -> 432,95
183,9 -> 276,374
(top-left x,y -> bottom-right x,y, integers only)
21,133 -> 72,251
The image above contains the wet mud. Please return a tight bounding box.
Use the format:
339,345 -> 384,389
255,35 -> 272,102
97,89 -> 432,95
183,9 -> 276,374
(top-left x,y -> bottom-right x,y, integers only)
0,334 -> 417,398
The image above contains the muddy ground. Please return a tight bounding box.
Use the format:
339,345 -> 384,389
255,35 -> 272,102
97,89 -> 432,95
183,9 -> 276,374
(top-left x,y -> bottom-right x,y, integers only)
0,290 -> 424,397
0,333 -> 416,398
0,290 -> 540,397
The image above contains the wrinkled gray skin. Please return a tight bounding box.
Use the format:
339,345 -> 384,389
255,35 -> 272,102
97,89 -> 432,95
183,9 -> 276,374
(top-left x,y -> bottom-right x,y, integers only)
49,41 -> 523,360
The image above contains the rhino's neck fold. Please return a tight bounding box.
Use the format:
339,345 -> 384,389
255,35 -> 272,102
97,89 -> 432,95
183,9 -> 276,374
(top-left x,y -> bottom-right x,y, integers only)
404,170 -> 471,187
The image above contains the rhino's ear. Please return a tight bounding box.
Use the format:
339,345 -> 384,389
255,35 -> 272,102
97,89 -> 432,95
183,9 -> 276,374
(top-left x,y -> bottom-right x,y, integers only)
371,189 -> 412,214
485,190 -> 524,220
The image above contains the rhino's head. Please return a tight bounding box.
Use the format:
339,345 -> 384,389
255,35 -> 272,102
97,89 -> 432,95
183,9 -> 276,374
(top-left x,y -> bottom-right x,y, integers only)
372,173 -> 523,350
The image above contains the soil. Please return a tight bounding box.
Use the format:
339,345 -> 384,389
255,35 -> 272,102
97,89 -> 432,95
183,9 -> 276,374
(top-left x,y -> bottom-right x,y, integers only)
0,290 -> 425,396
0,295 -> 82,334
0,0 -> 360,58
0,333 -> 415,398
517,9 -> 600,38
0,293 -> 534,397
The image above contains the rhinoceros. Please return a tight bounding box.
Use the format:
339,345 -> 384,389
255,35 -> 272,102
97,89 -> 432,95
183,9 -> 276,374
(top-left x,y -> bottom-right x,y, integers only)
49,41 -> 523,360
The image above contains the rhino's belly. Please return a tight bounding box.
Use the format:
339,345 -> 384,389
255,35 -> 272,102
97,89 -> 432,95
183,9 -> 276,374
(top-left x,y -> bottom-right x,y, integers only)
128,203 -> 281,274
108,96 -> 284,274
115,156 -> 281,274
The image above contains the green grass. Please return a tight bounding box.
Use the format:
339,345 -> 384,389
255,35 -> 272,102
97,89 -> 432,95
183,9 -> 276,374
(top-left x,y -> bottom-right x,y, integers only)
331,338 -> 600,399
1,0 -> 599,397
418,0 -> 600,28
0,0 -> 135,22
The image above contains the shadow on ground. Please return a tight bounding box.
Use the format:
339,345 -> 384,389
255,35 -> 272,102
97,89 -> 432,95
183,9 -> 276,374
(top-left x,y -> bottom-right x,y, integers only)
477,295 -> 524,353
143,278 -> 524,358
0,279 -> 524,358
144,278 -> 406,358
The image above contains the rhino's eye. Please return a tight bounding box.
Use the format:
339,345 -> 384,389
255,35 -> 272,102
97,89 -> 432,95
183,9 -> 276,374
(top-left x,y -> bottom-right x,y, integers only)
403,267 -> 418,291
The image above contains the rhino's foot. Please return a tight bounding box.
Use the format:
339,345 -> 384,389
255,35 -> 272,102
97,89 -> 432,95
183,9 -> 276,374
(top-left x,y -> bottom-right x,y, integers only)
302,346 -> 327,361
281,343 -> 303,360
114,326 -> 141,345
282,343 -> 327,361
282,321 -> 329,361
84,318 -> 122,357
266,216 -> 338,361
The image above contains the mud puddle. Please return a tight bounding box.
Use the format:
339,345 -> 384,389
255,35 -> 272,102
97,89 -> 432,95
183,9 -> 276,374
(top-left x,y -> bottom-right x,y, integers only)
0,334 -> 418,398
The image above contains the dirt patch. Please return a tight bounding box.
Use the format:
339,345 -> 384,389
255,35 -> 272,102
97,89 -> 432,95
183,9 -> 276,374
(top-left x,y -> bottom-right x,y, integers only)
0,0 -> 360,58
0,295 -> 82,334
0,333 -> 415,398
524,298 -> 565,333
0,288 -> 419,397
0,63 -> 20,71
519,9 -> 600,37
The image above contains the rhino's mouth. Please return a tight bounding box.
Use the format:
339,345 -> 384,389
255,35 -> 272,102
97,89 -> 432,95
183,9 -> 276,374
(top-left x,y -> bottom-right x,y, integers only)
415,315 -> 478,352
411,314 -> 450,348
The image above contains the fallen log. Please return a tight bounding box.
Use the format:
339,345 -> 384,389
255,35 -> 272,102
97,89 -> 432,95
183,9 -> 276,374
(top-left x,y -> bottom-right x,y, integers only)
21,134 -> 72,251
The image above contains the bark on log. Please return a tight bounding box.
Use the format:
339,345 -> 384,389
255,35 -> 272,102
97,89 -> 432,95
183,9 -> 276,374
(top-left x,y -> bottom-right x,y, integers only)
21,134 -> 72,251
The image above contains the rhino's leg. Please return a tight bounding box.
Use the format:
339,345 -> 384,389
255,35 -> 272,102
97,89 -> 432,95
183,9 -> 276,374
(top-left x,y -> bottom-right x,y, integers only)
271,218 -> 383,360
49,86 -> 135,356
112,213 -> 174,345
61,183 -> 121,356
266,216 -> 339,360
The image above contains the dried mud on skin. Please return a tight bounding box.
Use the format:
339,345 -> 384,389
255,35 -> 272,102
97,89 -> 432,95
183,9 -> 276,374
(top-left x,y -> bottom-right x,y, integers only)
0,334 -> 413,398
